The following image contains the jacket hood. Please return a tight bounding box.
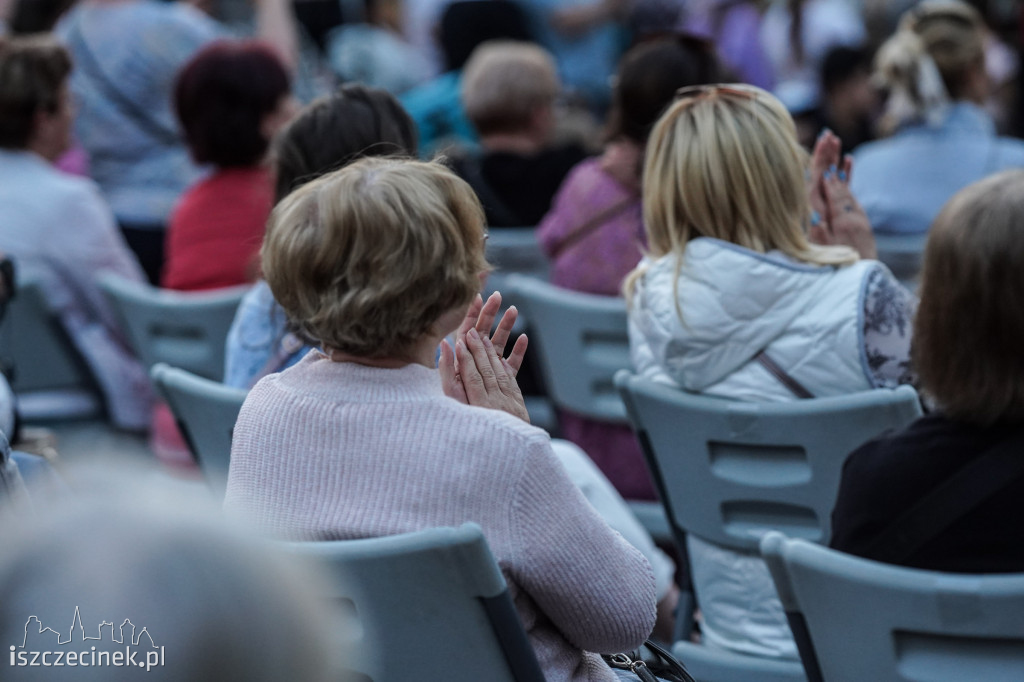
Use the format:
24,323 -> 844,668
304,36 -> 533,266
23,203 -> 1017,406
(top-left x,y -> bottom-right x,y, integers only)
629,238 -> 848,392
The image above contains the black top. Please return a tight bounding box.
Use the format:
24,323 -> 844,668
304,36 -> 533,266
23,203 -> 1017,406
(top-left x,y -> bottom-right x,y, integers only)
452,145 -> 588,228
830,413 -> 1024,573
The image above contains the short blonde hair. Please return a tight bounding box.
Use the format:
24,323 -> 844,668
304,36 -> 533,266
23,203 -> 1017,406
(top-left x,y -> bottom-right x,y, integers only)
627,84 -> 856,303
914,170 -> 1024,426
461,41 -> 559,135
262,157 -> 490,357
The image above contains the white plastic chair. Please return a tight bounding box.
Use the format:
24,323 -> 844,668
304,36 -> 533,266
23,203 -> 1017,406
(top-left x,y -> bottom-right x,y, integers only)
503,274 -> 630,422
483,227 -> 549,296
288,523 -> 546,682
874,232 -> 928,291
615,371 -> 923,681
150,363 -> 247,493
0,277 -> 103,420
98,274 -> 249,381
762,531 -> 1024,682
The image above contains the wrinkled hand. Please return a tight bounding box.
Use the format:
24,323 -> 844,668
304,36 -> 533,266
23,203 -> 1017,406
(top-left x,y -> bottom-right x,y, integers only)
807,130 -> 876,260
439,292 -> 530,421
449,328 -> 531,422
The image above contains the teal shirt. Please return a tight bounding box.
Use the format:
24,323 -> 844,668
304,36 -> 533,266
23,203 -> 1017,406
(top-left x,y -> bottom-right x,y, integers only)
399,71 -> 478,157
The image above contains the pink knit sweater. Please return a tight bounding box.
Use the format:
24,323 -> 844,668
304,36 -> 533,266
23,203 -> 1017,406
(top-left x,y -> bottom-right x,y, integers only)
224,351 -> 656,681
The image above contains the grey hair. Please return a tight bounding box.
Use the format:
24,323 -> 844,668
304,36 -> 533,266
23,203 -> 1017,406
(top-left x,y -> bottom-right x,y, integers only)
0,460 -> 341,681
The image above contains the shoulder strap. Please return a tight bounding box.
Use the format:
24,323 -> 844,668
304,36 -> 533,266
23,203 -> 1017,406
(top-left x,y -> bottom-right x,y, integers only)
549,193 -> 640,260
860,430 -> 1024,565
65,18 -> 182,148
755,350 -> 815,399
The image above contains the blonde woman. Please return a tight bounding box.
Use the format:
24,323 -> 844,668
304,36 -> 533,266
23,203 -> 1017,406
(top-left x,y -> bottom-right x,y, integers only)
626,84 -> 916,658
851,0 -> 1024,235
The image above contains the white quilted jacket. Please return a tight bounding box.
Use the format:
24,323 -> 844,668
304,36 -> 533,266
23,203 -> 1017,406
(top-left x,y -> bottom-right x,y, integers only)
627,237 -> 880,658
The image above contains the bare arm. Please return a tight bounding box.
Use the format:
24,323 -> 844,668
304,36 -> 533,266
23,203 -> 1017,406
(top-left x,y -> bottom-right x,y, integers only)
253,0 -> 300,72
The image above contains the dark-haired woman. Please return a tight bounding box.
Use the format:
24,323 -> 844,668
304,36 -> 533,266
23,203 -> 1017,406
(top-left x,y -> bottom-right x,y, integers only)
162,40 -> 294,292
223,83 -> 419,390
831,169 -> 1024,573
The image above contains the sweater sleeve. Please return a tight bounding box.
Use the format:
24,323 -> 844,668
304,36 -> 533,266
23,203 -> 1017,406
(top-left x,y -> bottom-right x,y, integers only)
52,179 -> 146,337
508,435 -> 657,654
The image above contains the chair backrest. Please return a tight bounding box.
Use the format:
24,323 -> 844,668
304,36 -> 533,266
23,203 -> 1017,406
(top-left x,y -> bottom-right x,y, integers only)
0,277 -> 103,418
504,274 -> 629,421
874,233 -> 928,291
484,228 -> 549,295
288,523 -> 545,682
98,274 -> 249,381
150,363 -> 247,493
615,371 -> 922,552
672,639 -> 807,682
761,532 -> 1024,682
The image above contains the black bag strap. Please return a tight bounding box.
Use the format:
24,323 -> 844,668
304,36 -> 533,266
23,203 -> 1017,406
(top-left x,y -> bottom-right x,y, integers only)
605,639 -> 696,682
860,430 -> 1024,565
755,350 -> 815,399
64,17 -> 183,148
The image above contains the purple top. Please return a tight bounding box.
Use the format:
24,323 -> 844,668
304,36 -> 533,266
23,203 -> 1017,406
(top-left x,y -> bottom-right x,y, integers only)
537,157 -> 644,297
682,1 -> 775,92
537,155 -> 654,499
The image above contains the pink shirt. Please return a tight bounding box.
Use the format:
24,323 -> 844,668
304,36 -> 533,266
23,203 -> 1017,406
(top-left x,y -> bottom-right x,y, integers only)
163,166 -> 272,291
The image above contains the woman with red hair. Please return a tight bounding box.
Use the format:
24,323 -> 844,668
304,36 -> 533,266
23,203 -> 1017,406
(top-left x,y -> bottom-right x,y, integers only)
163,40 -> 295,292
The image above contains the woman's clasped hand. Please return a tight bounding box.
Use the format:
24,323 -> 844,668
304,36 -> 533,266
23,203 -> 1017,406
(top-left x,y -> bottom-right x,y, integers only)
439,291 -> 531,423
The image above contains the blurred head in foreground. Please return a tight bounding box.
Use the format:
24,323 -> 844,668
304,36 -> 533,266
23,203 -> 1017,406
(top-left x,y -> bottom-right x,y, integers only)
0,461 -> 339,681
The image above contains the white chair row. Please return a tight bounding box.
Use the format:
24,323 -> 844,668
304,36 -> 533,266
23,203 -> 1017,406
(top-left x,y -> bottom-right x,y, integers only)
762,532 -> 1024,682
0,272 -> 248,424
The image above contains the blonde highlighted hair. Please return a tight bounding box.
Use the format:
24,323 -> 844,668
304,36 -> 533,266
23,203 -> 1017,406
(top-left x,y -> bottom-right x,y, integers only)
262,157 -> 490,358
626,84 -> 857,306
875,0 -> 985,134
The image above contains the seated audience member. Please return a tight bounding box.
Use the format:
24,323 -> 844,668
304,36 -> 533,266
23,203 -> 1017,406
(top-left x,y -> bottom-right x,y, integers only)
453,41 -> 587,227
224,84 -> 419,390
804,46 -> 878,152
225,158 -> 659,680
222,90 -> 680,634
517,0 -> 625,114
0,462 -> 338,681
5,0 -> 89,176
852,0 -> 1024,234
399,0 -> 533,155
326,0 -> 429,94
831,169 -> 1024,573
163,40 -> 294,292
682,0 -> 774,91
0,36 -> 152,431
759,0 -> 866,114
536,35 -> 719,500
626,84 -> 915,658
57,0 -> 299,283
